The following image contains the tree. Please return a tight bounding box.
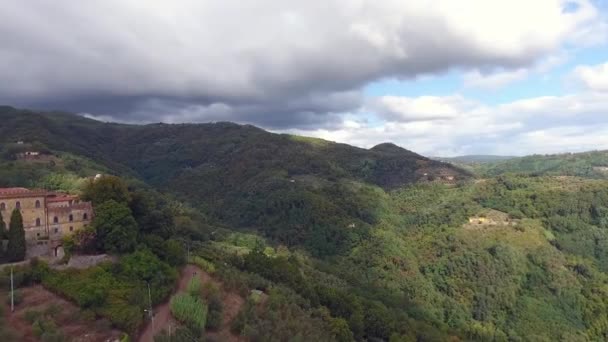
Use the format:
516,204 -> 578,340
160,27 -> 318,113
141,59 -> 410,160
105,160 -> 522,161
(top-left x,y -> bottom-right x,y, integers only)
7,209 -> 26,262
82,175 -> 131,206
92,200 -> 138,254
0,210 -> 7,239
164,239 -> 186,266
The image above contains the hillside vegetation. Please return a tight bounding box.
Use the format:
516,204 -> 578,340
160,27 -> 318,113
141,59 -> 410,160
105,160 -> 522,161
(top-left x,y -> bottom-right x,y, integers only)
2,106 -> 608,340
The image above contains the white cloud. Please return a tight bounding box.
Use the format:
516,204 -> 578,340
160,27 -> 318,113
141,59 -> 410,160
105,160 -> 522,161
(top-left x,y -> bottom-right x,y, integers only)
369,95 -> 480,122
463,69 -> 530,89
573,61 -> 608,91
282,90 -> 608,156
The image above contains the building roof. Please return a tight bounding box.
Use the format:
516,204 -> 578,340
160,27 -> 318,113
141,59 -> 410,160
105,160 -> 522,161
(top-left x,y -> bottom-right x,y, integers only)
0,187 -> 48,198
46,194 -> 79,202
0,187 -> 30,195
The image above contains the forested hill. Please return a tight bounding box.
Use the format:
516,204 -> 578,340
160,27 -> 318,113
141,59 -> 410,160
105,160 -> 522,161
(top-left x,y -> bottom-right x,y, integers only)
0,106 -> 466,186
0,106 -> 468,255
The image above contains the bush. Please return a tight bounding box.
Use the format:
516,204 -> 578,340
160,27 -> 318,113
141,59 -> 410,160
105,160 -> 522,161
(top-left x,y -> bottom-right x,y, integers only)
206,287 -> 223,329
24,309 -> 42,323
189,256 -> 216,274
186,276 -> 202,297
170,293 -> 208,334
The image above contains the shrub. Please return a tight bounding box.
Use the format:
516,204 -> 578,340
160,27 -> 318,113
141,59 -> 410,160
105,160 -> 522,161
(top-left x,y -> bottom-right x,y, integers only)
186,276 -> 202,297
24,309 -> 42,323
170,293 -> 207,334
189,256 -> 216,274
206,289 -> 223,329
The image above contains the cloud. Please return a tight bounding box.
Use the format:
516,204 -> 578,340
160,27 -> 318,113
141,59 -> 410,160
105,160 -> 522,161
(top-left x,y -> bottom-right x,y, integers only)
0,0 -> 601,127
369,95 -> 478,122
463,53 -> 569,89
573,61 -> 608,91
283,90 -> 608,156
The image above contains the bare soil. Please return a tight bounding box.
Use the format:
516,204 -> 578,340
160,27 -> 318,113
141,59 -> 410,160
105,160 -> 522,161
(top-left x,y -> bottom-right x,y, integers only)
1,285 -> 122,342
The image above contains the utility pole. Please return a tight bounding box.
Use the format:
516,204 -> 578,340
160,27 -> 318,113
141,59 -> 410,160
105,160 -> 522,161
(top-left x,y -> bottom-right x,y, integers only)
147,282 -> 155,335
187,242 -> 190,262
10,266 -> 14,313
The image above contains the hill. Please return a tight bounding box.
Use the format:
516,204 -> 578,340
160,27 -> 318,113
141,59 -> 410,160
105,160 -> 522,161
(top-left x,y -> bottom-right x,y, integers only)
0,106 -> 468,255
4,106 -> 608,341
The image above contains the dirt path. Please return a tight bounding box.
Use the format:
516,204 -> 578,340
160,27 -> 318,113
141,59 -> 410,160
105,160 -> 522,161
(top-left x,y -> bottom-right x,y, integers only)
138,264 -> 245,342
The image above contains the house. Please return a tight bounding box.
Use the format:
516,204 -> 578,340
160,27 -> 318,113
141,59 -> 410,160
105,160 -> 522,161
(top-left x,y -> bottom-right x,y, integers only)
0,188 -> 93,258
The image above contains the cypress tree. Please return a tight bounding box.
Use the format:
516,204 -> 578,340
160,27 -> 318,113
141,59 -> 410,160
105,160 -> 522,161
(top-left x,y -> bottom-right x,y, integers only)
0,210 -> 6,240
7,208 -> 26,262
0,210 -> 6,257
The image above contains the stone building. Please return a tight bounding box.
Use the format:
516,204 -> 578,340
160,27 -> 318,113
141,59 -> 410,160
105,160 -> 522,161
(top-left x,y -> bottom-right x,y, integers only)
0,187 -> 93,257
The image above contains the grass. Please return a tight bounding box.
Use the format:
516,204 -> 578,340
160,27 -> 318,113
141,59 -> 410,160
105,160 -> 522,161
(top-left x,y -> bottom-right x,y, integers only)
169,293 -> 207,333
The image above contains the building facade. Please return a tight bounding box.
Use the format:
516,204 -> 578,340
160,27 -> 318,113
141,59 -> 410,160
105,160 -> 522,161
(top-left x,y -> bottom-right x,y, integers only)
0,188 -> 93,256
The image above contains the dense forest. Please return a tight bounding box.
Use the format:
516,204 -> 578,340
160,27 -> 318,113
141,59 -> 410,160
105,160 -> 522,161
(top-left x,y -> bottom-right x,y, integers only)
1,106 -> 608,341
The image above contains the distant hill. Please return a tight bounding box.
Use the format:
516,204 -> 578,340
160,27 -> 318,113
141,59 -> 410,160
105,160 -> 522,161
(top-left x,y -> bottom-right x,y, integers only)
435,155 -> 517,164
477,151 -> 608,178
0,106 -> 469,255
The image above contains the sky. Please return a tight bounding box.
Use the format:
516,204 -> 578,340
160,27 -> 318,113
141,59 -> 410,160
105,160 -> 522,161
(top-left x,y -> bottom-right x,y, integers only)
1,1 -> 608,156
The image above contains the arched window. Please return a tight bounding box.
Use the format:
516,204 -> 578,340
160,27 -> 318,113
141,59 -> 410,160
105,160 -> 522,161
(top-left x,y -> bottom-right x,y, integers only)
53,216 -> 58,224
15,201 -> 20,209
35,200 -> 41,208
83,213 -> 88,220
36,218 -> 41,226
0,203 -> 4,210
69,214 -> 73,222
69,226 -> 74,232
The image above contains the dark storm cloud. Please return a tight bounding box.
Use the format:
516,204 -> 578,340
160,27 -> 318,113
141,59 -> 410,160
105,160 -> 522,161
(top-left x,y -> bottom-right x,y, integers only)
0,1 -> 596,128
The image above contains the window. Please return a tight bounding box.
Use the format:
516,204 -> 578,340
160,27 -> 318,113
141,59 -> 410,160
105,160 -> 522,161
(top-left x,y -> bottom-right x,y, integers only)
83,213 -> 88,220
15,201 -> 20,209
36,233 -> 40,237
69,214 -> 73,222
35,200 -> 41,208
54,228 -> 58,233
70,226 -> 73,232
0,203 -> 5,210
36,218 -> 41,226
53,216 -> 58,224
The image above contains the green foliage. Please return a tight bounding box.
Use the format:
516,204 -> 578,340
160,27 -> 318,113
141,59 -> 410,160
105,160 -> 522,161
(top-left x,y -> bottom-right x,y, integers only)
7,208 -> 25,261
42,251 -> 176,333
92,200 -> 138,254
232,287 -> 340,341
163,239 -> 186,266
189,256 -> 216,274
169,293 -> 207,334
82,175 -> 131,206
186,276 -> 201,297
205,285 -> 223,329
